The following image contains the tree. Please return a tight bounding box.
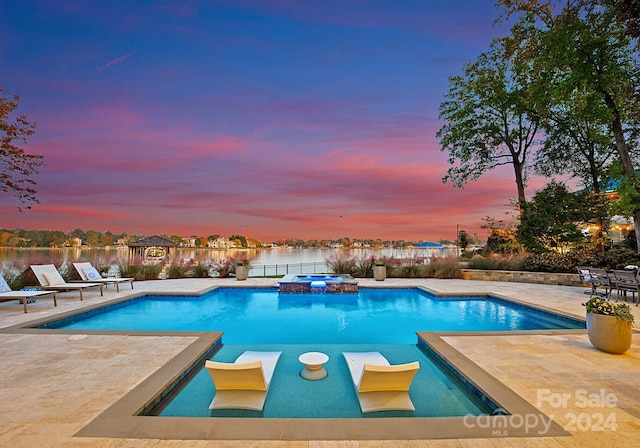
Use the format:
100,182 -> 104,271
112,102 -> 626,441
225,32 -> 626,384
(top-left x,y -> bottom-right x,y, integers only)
533,93 -> 618,251
437,39 -> 540,211
481,216 -> 520,254
457,229 -> 474,255
517,181 -> 593,253
0,89 -> 43,210
499,0 -> 640,252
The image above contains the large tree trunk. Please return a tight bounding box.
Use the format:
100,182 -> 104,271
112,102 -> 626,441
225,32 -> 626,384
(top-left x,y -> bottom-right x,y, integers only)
605,93 -> 640,250
513,159 -> 527,214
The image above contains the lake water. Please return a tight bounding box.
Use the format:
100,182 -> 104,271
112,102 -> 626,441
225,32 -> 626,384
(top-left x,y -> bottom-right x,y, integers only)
0,246 -> 455,273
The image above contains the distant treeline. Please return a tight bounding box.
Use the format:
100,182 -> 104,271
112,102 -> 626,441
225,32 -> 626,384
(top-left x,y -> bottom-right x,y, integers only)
0,227 -> 453,249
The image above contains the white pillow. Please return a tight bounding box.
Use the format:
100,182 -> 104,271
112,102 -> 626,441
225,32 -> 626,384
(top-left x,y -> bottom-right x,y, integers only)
0,275 -> 11,293
42,271 -> 65,286
83,267 -> 102,280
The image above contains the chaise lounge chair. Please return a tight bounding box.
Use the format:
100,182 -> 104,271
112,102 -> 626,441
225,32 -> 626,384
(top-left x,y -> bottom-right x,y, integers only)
72,262 -> 134,292
205,351 -> 281,411
342,351 -> 420,413
0,273 -> 58,313
30,264 -> 103,301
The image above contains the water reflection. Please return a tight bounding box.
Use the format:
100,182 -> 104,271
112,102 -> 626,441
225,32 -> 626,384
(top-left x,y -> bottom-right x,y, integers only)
0,247 -> 457,269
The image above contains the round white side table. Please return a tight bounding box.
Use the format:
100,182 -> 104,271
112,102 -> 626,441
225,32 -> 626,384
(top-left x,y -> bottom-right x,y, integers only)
298,351 -> 329,380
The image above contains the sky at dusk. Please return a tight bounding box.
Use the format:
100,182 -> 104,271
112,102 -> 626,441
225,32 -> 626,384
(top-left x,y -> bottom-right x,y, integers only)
1,0 -> 545,242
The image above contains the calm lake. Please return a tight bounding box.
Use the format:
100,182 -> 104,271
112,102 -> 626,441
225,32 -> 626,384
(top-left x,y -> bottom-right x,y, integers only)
0,247 -> 456,276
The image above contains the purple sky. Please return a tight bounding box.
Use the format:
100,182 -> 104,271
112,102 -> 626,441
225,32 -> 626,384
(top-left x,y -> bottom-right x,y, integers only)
1,0 -> 542,242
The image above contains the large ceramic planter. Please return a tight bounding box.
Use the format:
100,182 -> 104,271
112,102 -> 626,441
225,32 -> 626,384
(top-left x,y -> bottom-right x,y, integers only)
586,313 -> 632,354
235,265 -> 248,281
373,265 -> 386,281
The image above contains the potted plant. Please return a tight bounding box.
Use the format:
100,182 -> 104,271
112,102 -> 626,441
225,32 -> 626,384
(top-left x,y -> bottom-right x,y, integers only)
235,259 -> 249,281
583,296 -> 634,354
373,260 -> 387,281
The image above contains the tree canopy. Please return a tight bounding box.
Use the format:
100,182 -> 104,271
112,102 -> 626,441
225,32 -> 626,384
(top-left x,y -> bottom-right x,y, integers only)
437,38 -> 540,210
0,89 -> 43,210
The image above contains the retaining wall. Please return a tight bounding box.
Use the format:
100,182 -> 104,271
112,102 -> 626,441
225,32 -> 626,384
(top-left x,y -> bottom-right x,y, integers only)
460,269 -> 583,286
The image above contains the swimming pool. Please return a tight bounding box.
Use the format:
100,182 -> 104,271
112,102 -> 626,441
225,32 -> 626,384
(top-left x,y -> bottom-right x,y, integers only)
40,287 -> 583,420
40,287 -> 584,341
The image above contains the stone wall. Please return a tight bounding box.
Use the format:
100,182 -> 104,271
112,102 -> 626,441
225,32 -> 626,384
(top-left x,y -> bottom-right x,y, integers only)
460,269 -> 583,286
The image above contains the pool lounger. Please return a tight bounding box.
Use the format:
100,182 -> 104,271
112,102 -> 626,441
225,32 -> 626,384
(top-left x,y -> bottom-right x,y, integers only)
30,264 -> 103,301
205,351 -> 281,411
73,262 -> 135,292
343,351 -> 420,413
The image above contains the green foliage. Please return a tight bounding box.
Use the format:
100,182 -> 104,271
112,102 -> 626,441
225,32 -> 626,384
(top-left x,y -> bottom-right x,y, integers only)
191,262 -> 211,278
166,264 -> 187,279
395,263 -> 425,278
584,296 -> 634,325
118,261 -> 163,281
469,254 -> 525,271
437,39 -> 537,207
499,0 -> 640,249
610,170 -> 640,217
424,257 -> 463,279
0,89 -> 43,210
517,181 -> 591,253
457,230 -> 472,253
482,217 -> 520,255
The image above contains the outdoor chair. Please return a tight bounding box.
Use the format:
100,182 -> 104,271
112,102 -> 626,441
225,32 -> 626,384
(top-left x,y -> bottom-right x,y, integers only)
0,273 -> 58,313
205,351 -> 281,411
342,351 -> 420,413
30,264 -> 103,301
73,262 -> 134,292
610,270 -> 639,305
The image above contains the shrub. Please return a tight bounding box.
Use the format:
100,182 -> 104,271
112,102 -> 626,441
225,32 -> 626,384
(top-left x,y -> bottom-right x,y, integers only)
191,262 -> 212,278
326,253 -> 356,275
118,260 -> 163,280
211,259 -> 234,278
469,254 -> 494,270
166,263 -> 187,279
424,256 -> 462,279
395,262 -> 425,278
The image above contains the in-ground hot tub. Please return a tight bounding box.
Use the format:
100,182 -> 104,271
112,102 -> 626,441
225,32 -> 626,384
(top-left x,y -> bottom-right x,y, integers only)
278,274 -> 358,293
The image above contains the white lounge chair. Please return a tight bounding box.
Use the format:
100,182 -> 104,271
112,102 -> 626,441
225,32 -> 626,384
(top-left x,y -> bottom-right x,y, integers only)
205,351 -> 281,411
343,351 -> 420,413
0,273 -> 58,313
73,262 -> 134,292
30,264 -> 103,301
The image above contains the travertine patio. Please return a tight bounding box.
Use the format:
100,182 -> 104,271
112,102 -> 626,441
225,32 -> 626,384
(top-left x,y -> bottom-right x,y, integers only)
0,277 -> 638,447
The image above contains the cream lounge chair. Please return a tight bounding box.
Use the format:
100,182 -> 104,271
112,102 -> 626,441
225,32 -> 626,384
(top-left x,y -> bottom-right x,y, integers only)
0,273 -> 58,313
205,351 -> 281,411
30,264 -> 103,301
343,351 -> 420,413
73,262 -> 134,292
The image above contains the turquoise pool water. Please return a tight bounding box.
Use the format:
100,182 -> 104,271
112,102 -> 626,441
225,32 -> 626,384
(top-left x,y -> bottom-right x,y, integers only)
42,288 -> 584,341
40,287 -> 583,419
158,343 -> 494,418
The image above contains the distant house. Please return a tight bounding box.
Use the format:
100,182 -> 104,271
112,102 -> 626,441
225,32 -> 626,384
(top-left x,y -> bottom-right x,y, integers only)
181,237 -> 197,247
207,237 -> 236,249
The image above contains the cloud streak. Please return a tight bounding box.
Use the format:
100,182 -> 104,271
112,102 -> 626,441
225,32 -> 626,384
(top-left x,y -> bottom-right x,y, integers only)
96,51 -> 137,72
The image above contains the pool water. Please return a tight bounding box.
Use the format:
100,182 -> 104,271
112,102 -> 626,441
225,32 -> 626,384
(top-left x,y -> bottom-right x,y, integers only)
44,288 -> 583,342
41,287 -> 583,419
158,343 -> 493,418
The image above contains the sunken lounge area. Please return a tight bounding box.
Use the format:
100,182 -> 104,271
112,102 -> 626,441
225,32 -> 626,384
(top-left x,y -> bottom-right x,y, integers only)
1,276 -> 639,447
